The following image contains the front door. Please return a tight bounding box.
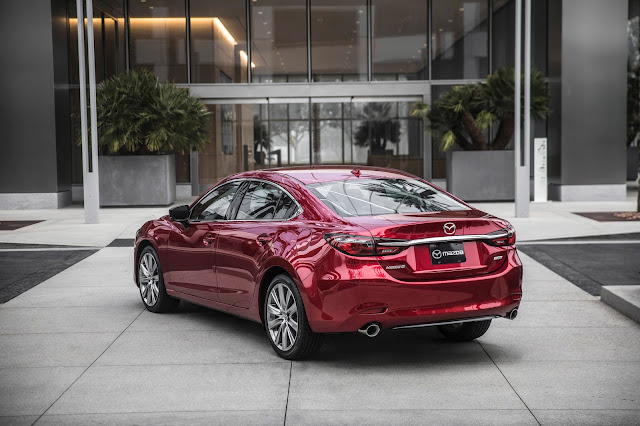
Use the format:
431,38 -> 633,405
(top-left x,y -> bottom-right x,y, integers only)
166,181 -> 243,301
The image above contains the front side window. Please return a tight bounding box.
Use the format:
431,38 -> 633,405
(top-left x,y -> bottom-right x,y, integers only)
236,182 -> 297,220
307,178 -> 469,216
190,181 -> 242,221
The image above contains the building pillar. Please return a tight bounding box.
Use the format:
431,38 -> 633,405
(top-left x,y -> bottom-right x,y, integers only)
548,0 -> 628,201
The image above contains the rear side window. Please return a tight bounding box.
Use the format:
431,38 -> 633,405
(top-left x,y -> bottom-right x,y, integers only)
236,181 -> 298,220
307,178 -> 469,217
190,181 -> 241,221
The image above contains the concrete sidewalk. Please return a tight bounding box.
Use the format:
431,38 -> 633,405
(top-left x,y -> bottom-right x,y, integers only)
0,247 -> 639,425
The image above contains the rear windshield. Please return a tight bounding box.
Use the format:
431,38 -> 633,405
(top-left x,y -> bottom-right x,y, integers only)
307,178 -> 469,217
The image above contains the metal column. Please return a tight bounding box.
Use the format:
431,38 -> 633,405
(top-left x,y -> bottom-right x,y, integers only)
515,0 -> 531,218
76,0 -> 100,223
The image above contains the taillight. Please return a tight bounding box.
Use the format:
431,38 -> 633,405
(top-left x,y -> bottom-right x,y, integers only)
488,227 -> 516,246
325,234 -> 376,256
325,234 -> 407,257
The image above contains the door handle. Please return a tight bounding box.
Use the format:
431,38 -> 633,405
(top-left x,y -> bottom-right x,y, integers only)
203,234 -> 216,247
257,234 -> 272,244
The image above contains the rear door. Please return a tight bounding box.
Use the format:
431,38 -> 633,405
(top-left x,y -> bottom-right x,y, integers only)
215,180 -> 299,308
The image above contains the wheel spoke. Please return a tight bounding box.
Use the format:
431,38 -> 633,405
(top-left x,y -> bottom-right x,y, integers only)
277,285 -> 287,311
270,291 -> 283,311
289,317 -> 298,333
286,326 -> 295,347
286,303 -> 297,315
140,283 -> 148,297
281,324 -> 289,349
268,317 -> 283,330
267,304 -> 280,316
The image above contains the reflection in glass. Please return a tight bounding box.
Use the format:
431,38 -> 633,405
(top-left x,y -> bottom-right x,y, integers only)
197,103 -> 254,190
311,0 -> 367,81
432,0 -> 488,79
190,0 -> 248,83
251,0 -> 307,82
372,0 -> 428,80
129,0 -> 187,82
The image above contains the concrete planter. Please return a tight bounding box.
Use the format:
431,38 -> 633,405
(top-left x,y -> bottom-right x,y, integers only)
99,154 -> 176,206
446,150 -> 514,201
628,146 -> 639,181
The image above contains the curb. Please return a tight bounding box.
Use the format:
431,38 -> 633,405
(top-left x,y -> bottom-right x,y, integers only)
601,285 -> 640,324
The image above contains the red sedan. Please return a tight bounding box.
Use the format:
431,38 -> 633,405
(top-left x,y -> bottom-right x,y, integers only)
134,166 -> 522,359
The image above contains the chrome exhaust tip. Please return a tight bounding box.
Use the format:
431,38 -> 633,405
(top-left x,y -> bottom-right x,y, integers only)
508,308 -> 518,320
358,323 -> 381,338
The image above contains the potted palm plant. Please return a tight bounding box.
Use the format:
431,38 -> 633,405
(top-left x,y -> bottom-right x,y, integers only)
411,67 -> 550,201
90,70 -> 210,206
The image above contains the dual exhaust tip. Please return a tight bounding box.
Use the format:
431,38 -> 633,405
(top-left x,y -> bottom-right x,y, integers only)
508,308 -> 518,320
358,323 -> 381,338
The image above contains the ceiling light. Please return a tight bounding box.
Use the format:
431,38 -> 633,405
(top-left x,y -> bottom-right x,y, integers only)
438,28 -> 443,32
358,9 -> 363,14
267,31 -> 271,34
459,7 -> 464,11
149,6 -> 154,9
356,20 -> 360,24
276,51 -> 280,55
213,18 -> 237,45
258,11 -> 263,15
448,19 -> 453,23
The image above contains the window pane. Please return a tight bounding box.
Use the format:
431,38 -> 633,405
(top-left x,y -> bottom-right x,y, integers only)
372,0 -> 428,81
432,0 -> 488,79
191,181 -> 241,221
190,0 -> 248,83
311,0 -> 367,81
308,178 -> 469,217
129,0 -> 187,83
251,0 -> 307,82
236,182 -> 290,220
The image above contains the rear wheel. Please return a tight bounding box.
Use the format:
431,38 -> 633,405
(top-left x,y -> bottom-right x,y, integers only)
437,320 -> 492,341
138,246 -> 179,313
264,274 -> 323,360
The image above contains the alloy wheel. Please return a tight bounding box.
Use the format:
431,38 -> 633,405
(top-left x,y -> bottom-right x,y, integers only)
139,252 -> 159,307
266,283 -> 298,351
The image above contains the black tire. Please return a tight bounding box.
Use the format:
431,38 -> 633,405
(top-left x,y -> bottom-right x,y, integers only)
263,274 -> 323,360
137,246 -> 179,313
437,320 -> 492,341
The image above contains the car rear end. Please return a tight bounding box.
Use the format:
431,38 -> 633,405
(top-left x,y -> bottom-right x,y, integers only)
297,171 -> 522,333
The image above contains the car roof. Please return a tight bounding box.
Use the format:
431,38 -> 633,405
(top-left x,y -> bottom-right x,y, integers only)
268,165 -> 417,185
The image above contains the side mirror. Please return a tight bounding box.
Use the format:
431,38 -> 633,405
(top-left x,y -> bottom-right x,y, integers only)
169,205 -> 190,222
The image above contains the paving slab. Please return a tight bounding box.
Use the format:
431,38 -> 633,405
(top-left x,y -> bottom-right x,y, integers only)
285,409 -> 538,426
95,329 -> 284,366
288,361 -> 525,411
0,333 -> 119,368
0,367 -> 85,416
35,411 -> 284,426
522,279 -> 597,301
47,364 -> 291,415
479,327 -> 640,362
3,286 -> 139,308
497,361 -> 640,410
491,300 -> 635,328
532,409 -> 640,425
0,416 -> 40,426
0,306 -> 142,334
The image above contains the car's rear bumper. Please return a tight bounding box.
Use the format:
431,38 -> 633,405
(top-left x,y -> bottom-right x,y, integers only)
301,247 -> 523,333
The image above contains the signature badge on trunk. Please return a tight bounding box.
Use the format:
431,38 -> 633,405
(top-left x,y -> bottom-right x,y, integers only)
429,242 -> 466,265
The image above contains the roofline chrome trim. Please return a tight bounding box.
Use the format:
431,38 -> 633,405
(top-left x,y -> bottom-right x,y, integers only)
391,315 -> 500,330
376,229 -> 510,247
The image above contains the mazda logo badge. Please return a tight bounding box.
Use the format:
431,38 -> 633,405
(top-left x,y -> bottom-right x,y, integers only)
432,249 -> 442,259
443,222 -> 456,235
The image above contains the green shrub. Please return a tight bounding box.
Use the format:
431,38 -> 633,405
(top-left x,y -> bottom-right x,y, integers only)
83,70 -> 210,154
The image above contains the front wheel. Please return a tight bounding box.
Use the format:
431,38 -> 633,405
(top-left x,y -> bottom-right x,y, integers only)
437,320 -> 492,341
264,274 -> 323,360
137,246 -> 179,313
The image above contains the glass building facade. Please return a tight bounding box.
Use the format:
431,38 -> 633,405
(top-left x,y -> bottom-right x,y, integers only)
65,0 -> 549,191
